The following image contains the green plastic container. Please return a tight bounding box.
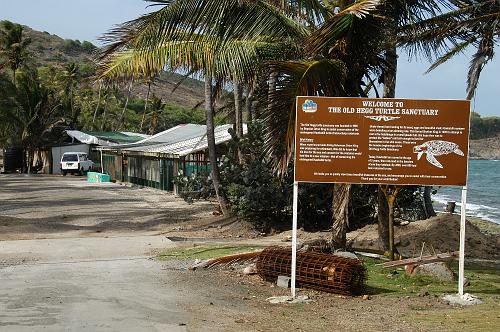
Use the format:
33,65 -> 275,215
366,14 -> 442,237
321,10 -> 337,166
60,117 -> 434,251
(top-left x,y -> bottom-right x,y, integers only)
87,172 -> 111,183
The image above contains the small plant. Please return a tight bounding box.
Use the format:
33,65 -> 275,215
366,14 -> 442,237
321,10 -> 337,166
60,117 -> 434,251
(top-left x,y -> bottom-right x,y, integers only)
173,170 -> 215,201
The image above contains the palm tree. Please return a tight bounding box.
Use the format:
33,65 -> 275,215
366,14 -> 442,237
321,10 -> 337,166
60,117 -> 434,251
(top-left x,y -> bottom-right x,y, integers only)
140,76 -> 153,132
96,0 -> 306,215
147,94 -> 165,134
0,70 -> 64,171
60,63 -> 80,126
401,0 -> 500,100
0,21 -> 31,85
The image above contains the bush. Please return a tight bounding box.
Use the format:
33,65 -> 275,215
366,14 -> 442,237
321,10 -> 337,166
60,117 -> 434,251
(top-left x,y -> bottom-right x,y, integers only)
173,171 -> 214,201
220,123 -> 292,226
81,41 -> 96,53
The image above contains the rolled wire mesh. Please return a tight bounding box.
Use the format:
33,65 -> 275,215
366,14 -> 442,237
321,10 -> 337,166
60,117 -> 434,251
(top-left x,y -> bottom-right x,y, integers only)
256,246 -> 366,295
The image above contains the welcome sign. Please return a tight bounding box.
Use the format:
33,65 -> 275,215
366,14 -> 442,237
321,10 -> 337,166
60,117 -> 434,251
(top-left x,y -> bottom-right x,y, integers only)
294,97 -> 471,186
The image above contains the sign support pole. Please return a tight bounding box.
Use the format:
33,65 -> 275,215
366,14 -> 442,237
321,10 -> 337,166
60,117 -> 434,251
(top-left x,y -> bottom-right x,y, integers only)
291,181 -> 298,298
458,186 -> 467,296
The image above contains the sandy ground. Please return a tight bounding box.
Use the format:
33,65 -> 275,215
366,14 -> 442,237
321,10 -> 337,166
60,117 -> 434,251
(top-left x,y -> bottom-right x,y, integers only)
1,175 -> 499,331
0,174 -> 214,240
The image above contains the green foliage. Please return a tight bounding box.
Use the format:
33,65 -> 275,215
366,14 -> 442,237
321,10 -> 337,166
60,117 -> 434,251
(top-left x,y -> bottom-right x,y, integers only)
0,69 -> 66,149
173,171 -> 215,201
80,41 -> 96,53
470,112 -> 500,139
63,39 -> 96,54
0,20 -> 31,78
220,123 -> 292,226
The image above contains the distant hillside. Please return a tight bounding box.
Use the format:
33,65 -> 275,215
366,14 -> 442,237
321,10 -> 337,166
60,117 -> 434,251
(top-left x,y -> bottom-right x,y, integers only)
23,26 -> 95,67
22,24 -> 206,109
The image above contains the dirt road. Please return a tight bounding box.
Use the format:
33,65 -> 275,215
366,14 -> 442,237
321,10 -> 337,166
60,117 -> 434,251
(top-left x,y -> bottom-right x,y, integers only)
0,236 -> 190,331
0,175 -> 212,331
0,175 -> 213,240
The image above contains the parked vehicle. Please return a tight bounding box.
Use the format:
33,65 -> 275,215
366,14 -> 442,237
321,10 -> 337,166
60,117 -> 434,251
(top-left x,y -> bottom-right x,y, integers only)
60,152 -> 93,176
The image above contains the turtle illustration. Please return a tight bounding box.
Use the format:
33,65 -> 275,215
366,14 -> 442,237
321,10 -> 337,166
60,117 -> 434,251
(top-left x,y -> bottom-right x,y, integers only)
413,140 -> 464,169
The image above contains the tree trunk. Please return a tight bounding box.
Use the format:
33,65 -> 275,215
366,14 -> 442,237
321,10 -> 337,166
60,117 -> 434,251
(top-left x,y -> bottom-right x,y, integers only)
245,84 -> 253,124
252,98 -> 259,120
331,183 -> 351,249
140,80 -> 151,132
377,186 -> 390,251
377,34 -> 398,250
381,185 -> 401,260
92,83 -> 102,129
233,78 -> 243,138
383,42 -> 397,98
119,77 -> 134,130
205,76 -> 230,216
423,186 -> 436,218
100,95 -> 108,131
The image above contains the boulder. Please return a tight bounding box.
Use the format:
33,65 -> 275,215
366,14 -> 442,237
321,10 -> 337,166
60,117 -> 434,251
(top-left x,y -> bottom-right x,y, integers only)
405,262 -> 455,281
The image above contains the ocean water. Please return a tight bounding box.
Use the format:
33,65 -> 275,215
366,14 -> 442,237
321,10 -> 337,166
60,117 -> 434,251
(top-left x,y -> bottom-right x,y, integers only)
433,160 -> 500,224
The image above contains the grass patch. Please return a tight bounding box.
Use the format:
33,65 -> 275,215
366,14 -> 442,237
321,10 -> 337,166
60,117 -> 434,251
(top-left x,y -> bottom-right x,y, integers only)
363,256 -> 500,330
362,256 -> 500,298
156,244 -> 264,261
407,297 -> 500,331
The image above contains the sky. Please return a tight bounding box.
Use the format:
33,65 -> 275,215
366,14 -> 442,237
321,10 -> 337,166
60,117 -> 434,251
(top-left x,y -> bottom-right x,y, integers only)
1,0 -> 498,117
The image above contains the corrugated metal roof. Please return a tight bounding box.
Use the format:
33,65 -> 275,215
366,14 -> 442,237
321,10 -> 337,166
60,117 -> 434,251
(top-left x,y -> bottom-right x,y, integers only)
101,124 -> 246,157
66,130 -> 148,146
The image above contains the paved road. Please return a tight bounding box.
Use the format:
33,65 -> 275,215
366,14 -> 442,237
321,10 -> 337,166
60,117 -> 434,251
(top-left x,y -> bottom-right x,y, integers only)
0,235 -> 189,331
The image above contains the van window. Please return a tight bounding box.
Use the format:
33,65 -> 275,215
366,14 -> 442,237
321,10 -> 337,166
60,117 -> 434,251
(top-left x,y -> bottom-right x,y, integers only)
62,154 -> 78,162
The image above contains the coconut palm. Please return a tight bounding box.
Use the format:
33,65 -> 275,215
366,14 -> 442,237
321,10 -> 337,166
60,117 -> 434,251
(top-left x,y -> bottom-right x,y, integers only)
97,0 -> 308,215
401,0 -> 500,100
0,21 -> 31,85
0,70 -> 64,171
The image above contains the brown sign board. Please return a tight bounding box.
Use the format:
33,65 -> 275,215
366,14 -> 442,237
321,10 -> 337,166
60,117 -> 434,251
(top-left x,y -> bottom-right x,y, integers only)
295,97 -> 470,186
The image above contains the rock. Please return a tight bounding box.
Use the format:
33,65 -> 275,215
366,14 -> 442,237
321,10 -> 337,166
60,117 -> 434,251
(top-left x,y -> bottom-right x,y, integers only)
407,262 -> 455,282
243,264 -> 257,275
333,251 -> 359,260
400,221 -> 410,226
282,235 -> 292,242
277,275 -> 291,288
362,294 -> 370,300
443,293 -> 483,306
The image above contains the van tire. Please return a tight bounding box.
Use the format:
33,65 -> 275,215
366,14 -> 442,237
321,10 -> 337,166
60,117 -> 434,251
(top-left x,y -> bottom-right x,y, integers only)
62,171 -> 67,176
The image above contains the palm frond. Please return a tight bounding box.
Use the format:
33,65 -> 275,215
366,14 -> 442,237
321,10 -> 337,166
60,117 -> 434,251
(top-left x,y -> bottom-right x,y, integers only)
306,0 -> 384,55
467,34 -> 495,99
261,59 -> 347,174
425,38 -> 475,73
98,35 -> 298,82
120,0 -> 309,52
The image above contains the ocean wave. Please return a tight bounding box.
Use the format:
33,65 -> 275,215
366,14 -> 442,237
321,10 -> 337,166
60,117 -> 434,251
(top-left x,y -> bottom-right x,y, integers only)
433,193 -> 499,224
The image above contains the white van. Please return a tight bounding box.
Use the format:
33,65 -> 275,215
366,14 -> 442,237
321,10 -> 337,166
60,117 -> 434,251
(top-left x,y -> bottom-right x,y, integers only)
60,152 -> 93,175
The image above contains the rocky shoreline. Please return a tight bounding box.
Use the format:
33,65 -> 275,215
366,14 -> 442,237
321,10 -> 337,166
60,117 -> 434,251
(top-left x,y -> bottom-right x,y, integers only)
469,135 -> 500,160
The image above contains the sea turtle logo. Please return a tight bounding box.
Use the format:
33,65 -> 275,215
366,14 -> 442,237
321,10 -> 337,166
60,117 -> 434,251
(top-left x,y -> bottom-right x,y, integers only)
413,140 -> 464,169
302,99 -> 317,113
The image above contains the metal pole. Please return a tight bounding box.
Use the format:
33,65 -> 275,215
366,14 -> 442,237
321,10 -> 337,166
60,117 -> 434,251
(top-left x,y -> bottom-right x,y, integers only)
458,186 -> 467,296
291,181 -> 299,298
100,149 -> 104,174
